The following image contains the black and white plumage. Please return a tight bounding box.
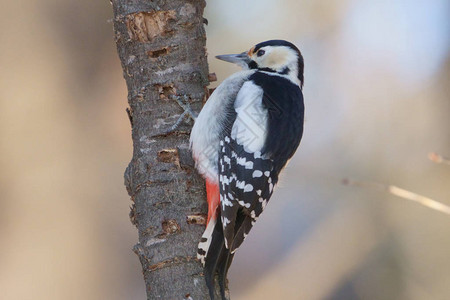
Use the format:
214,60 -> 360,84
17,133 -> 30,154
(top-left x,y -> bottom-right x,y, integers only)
190,40 -> 305,299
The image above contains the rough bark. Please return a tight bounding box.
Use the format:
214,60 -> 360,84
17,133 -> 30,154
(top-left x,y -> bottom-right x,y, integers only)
111,1 -> 218,299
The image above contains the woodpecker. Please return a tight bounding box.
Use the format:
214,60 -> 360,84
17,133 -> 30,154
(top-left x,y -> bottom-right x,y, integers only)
190,40 -> 304,299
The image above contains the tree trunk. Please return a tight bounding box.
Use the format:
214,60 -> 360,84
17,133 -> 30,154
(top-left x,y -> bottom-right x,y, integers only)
111,1 -> 218,299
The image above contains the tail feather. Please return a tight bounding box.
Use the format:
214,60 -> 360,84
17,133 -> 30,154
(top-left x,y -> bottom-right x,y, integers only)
230,215 -> 253,253
200,210 -> 235,300
201,182 -> 247,299
198,217 -> 216,265
217,248 -> 234,300
203,214 -> 226,300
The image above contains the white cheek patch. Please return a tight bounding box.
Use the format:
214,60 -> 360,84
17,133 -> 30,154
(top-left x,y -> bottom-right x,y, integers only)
266,50 -> 289,68
265,47 -> 296,70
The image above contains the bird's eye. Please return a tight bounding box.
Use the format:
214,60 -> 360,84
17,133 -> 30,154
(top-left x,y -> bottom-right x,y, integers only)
257,50 -> 265,57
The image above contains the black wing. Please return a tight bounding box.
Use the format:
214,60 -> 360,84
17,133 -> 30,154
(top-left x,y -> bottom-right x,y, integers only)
219,136 -> 276,252
251,72 -> 304,177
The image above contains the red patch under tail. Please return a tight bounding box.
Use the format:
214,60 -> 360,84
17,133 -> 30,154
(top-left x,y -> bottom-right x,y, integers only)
205,179 -> 220,225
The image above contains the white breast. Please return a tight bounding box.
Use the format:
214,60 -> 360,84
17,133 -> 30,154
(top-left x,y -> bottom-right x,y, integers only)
190,70 -> 255,182
231,81 -> 268,153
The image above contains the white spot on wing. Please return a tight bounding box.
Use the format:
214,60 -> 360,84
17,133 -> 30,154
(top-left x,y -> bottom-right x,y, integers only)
236,156 -> 246,166
222,216 -> 231,226
236,180 -> 245,189
245,161 -> 254,169
252,170 -> 263,178
220,175 -> 231,190
244,184 -> 254,192
238,200 -> 251,208
221,194 -> 233,209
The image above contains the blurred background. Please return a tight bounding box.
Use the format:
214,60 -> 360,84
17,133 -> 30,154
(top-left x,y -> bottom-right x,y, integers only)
0,0 -> 449,299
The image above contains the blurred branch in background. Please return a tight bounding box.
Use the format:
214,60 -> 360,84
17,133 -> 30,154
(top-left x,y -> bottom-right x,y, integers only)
429,152 -> 450,166
343,175 -> 450,216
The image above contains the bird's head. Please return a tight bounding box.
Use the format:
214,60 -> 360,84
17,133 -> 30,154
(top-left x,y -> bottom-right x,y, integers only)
216,40 -> 304,87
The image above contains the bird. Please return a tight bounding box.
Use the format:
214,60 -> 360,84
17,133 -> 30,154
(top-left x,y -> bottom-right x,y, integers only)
190,40 -> 305,300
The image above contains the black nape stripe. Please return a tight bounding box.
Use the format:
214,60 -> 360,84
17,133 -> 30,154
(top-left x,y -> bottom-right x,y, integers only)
280,67 -> 290,75
251,66 -> 290,77
257,67 -> 277,74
